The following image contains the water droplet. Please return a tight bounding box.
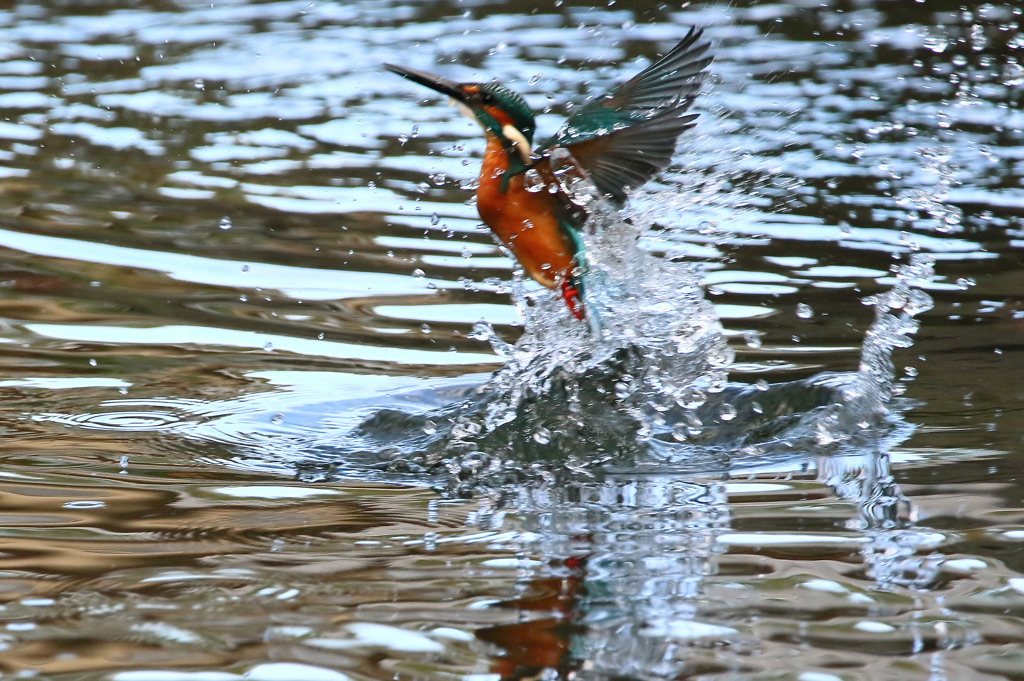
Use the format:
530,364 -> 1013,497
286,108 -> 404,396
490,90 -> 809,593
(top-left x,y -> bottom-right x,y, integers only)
263,342 -> 274,352
239,294 -> 248,302
422,420 -> 437,435
796,302 -> 814,319
755,379 -> 769,391
420,323 -> 431,334
1004,62 -> 1024,86
271,413 -> 284,425
955,277 -> 975,290
119,455 -> 129,468
412,268 -> 425,279
744,331 -> 762,349
219,216 -> 232,230
193,79 -> 205,90
719,403 -> 738,421
469,322 -> 492,342
751,400 -> 763,414
241,264 -> 250,273
532,427 -> 551,444
88,358 -> 97,367
675,386 -> 706,409
430,213 -> 440,226
923,35 -> 947,53
528,73 -> 541,85
317,332 -> 325,340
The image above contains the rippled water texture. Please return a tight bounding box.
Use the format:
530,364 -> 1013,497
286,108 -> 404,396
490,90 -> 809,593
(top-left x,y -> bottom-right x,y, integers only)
0,1 -> 1022,679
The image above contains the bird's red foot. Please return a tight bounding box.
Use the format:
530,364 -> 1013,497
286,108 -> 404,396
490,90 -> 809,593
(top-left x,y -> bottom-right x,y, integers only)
561,279 -> 585,321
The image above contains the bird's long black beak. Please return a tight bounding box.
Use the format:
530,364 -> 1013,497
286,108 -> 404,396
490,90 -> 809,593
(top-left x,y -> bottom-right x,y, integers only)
383,63 -> 469,103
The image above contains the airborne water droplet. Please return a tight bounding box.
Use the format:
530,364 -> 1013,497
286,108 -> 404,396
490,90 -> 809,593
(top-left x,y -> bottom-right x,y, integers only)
532,427 -> 551,444
796,302 -> 814,319
1004,62 -> 1024,86
676,386 -> 706,409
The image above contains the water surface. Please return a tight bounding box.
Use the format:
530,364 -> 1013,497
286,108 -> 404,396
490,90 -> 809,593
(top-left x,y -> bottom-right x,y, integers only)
0,1 -> 1022,679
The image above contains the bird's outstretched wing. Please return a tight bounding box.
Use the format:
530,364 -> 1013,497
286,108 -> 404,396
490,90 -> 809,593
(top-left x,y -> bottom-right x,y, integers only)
537,27 -> 712,203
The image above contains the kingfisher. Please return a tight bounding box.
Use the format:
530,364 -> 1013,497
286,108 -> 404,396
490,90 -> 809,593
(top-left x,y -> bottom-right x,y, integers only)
385,28 -> 711,324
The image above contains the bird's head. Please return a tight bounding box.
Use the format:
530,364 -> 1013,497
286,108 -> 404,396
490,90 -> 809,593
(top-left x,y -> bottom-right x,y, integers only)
384,64 -> 536,161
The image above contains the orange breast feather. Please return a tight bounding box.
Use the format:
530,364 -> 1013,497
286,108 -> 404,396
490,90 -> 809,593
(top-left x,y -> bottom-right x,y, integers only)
475,137 -> 575,289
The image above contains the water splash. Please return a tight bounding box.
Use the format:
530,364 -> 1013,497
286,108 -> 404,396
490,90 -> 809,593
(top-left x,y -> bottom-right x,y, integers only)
452,206 -> 734,460
369,205 -> 937,492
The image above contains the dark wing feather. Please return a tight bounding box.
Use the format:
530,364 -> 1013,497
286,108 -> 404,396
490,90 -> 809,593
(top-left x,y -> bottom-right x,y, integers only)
551,104 -> 699,203
538,27 -> 712,203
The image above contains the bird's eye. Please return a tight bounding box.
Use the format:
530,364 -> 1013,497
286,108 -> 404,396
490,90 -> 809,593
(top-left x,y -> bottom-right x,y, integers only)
478,91 -> 496,106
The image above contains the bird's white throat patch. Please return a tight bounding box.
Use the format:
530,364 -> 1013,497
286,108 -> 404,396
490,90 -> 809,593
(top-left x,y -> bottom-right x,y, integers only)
501,124 -> 532,164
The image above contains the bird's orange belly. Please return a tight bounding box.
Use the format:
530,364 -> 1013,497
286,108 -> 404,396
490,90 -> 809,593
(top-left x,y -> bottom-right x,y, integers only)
476,169 -> 575,289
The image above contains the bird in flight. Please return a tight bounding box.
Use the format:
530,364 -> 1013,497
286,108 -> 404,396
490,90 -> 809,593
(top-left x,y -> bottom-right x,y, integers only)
385,28 -> 712,326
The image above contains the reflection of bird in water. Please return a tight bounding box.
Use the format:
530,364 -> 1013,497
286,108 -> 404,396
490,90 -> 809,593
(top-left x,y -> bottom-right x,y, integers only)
385,28 -> 712,324
472,479 -> 731,681
468,452 -> 925,680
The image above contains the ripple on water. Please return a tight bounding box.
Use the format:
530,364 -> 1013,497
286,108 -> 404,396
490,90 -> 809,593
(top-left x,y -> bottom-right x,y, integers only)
38,409 -> 187,431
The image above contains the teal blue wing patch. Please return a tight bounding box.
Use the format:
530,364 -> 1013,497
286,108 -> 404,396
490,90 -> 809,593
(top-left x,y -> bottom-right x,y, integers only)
537,27 -> 712,203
